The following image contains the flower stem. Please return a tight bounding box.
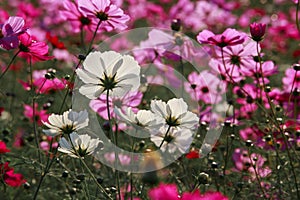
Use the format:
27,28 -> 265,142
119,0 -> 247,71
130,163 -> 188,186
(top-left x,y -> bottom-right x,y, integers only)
87,20 -> 102,54
0,50 -> 20,80
159,126 -> 171,149
106,90 -> 121,200
67,134 -> 113,199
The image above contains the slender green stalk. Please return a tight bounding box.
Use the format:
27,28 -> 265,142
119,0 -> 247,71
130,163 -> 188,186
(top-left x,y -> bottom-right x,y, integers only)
158,125 -> 171,149
67,134 -> 113,199
0,50 -> 20,80
105,90 -> 121,200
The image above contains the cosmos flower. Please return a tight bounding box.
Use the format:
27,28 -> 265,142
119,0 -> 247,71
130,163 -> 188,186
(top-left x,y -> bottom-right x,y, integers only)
114,107 -> 163,129
150,126 -> 193,153
197,28 -> 246,48
78,0 -> 130,32
42,109 -> 89,137
150,98 -> 199,129
76,51 -> 141,99
0,16 -> 26,50
58,132 -> 102,158
0,162 -> 26,187
18,32 -> 52,62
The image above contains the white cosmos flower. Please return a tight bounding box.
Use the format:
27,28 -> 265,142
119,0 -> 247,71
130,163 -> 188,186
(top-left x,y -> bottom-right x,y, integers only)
150,98 -> 199,129
151,126 -> 193,153
76,51 -> 141,99
114,107 -> 163,129
42,110 -> 89,136
58,132 -> 102,158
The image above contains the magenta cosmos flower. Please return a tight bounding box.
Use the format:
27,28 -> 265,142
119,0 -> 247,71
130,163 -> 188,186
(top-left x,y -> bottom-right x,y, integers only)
18,33 -> 52,62
197,28 -> 246,48
0,16 -> 26,50
78,0 -> 130,32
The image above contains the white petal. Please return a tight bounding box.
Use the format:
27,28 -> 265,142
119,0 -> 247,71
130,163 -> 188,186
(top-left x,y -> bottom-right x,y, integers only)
83,51 -> 105,76
76,68 -> 100,84
79,84 -> 104,99
150,99 -> 168,118
167,98 -> 188,118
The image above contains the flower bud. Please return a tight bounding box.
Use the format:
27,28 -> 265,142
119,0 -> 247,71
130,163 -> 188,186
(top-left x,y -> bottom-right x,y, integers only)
171,19 -> 181,32
250,22 -> 266,42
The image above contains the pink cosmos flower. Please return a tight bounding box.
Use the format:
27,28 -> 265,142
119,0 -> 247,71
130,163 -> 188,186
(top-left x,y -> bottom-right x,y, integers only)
232,148 -> 272,180
241,60 -> 278,81
197,28 -> 246,48
0,16 -> 26,50
213,40 -> 258,76
181,190 -> 228,200
78,0 -> 130,32
23,103 -> 49,125
185,70 -> 224,104
90,91 -> 143,120
18,33 -> 52,62
148,183 -> 179,200
104,152 -> 131,165
282,68 -> 300,92
19,70 -> 66,94
142,29 -> 202,61
60,0 -> 92,33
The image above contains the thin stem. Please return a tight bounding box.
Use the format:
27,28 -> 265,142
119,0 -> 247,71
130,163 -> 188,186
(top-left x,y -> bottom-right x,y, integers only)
87,20 -> 102,54
106,90 -> 121,200
0,50 -> 20,80
58,60 -> 82,114
67,134 -> 113,200
247,148 -> 269,199
28,57 -> 42,165
159,126 -> 171,149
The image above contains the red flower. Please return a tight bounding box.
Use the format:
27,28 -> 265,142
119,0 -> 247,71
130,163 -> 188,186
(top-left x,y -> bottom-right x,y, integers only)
0,141 -> 10,154
185,148 -> 200,159
0,162 -> 26,187
18,32 -> 53,62
46,32 -> 65,49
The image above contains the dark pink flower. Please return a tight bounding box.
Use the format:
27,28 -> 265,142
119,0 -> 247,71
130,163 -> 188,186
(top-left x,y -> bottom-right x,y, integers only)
250,22 -> 266,42
0,162 -> 26,187
78,0 -> 130,32
182,190 -> 228,200
23,103 -> 49,125
197,28 -> 246,48
0,140 -> 10,154
148,183 -> 179,200
18,33 -> 53,62
19,70 -> 66,94
0,16 -> 26,50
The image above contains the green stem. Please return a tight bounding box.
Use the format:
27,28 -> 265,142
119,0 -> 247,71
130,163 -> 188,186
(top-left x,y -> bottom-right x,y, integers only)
87,20 -> 102,54
0,50 -> 20,80
159,126 -> 171,149
67,134 -> 112,199
106,90 -> 121,200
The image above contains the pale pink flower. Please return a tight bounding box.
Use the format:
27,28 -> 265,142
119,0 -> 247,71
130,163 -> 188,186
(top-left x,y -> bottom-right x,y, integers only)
78,0 -> 130,32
